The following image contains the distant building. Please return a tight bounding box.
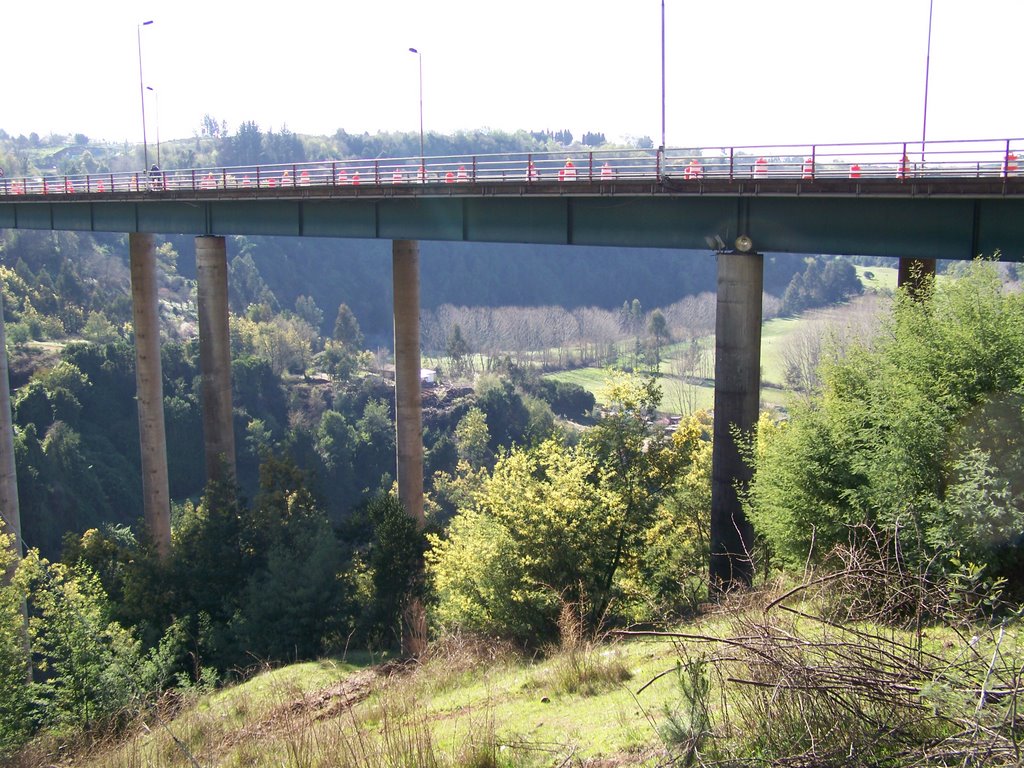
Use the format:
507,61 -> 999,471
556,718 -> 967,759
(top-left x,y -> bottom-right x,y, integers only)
379,364 -> 436,386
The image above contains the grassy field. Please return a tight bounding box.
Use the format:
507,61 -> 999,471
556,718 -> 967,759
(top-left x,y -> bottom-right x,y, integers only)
856,264 -> 899,293
41,589 -> 1020,768
543,291 -> 884,417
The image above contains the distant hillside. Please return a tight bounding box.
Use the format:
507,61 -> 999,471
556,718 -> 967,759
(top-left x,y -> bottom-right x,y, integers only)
163,234 -> 810,343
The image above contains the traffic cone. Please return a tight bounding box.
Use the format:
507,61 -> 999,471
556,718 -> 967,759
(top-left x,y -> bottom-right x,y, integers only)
445,171 -> 455,183
754,157 -> 768,176
601,162 -> 613,179
1004,153 -> 1019,177
352,171 -> 360,186
802,157 -> 814,179
685,158 -> 702,180
849,163 -> 862,179
457,166 -> 468,182
300,170 -> 310,186
337,169 -> 348,185
897,154 -> 910,180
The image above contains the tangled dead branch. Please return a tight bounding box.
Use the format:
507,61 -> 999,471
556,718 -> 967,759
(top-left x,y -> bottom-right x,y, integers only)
621,536 -> 1024,766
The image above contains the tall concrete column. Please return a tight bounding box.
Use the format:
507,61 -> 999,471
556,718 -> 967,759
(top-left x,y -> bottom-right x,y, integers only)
0,292 -> 22,562
129,233 -> 172,558
392,239 -> 427,656
897,257 -> 936,299
196,236 -> 236,483
710,250 -> 763,593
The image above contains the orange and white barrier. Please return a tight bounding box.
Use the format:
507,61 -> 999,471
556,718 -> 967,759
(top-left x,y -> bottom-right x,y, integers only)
1004,153 -> 1019,177
897,154 -> 910,180
849,163 -> 862,179
457,166 -> 468,182
684,158 -> 703,180
600,162 -> 613,179
559,160 -> 576,182
754,157 -> 768,176
802,157 -> 814,179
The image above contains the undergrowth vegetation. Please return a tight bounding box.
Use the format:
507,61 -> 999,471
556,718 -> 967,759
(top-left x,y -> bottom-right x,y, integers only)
6,537 -> 1022,768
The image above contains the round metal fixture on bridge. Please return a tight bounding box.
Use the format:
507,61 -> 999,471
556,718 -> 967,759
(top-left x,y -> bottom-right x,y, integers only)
735,235 -> 754,253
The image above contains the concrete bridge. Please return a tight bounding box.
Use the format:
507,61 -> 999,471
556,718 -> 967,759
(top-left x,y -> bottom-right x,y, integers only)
1,138 -> 1023,592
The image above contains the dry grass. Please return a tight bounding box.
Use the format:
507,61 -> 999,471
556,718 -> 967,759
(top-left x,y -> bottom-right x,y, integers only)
14,547 -> 1024,768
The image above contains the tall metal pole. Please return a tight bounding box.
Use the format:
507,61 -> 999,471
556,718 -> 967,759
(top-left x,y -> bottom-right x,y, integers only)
137,20 -> 154,171
409,48 -> 425,180
921,0 -> 934,165
661,0 -> 666,151
147,86 -> 160,167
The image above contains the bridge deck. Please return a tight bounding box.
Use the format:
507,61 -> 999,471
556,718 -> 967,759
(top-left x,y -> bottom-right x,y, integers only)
2,140 -> 1023,261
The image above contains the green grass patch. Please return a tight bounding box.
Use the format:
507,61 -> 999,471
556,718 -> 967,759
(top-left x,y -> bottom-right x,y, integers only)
542,367 -> 615,403
58,597 -> 1024,768
857,264 -> 899,293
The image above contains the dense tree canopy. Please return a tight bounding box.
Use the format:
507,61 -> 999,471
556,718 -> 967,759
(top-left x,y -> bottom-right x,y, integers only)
748,262 -> 1024,584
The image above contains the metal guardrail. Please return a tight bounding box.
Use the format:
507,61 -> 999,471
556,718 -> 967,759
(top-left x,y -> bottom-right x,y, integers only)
1,138 -> 1020,196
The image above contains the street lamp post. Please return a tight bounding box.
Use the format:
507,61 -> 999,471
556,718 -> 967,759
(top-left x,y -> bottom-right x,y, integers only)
146,86 -> 160,167
661,0 -> 666,152
921,0 -> 934,165
409,47 -> 424,181
137,20 -> 154,171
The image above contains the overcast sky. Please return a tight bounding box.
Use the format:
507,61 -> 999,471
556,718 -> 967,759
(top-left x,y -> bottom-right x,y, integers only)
5,0 -> 1021,151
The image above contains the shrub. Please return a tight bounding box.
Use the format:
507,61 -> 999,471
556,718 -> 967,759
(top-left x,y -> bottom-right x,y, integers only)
748,262 -> 1024,581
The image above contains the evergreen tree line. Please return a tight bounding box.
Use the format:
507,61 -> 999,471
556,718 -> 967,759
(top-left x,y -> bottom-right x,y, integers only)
780,256 -> 864,315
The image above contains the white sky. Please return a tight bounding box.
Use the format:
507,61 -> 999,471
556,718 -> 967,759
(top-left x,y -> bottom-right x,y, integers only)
4,0 -> 1021,151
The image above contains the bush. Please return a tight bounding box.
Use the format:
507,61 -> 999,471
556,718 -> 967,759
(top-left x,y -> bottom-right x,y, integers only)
0,531 -> 32,758
748,262 -> 1024,582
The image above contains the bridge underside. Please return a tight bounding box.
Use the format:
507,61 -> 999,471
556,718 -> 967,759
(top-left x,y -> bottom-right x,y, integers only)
2,178 -> 1023,261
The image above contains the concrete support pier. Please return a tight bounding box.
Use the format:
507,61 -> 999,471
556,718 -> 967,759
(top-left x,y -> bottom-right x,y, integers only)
710,250 -> 763,593
129,233 -> 171,558
392,239 -> 427,656
897,257 -> 937,298
0,292 -> 22,561
196,236 -> 236,483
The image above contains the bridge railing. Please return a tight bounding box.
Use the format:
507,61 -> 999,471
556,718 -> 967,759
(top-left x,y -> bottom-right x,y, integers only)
1,138 -> 1020,197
